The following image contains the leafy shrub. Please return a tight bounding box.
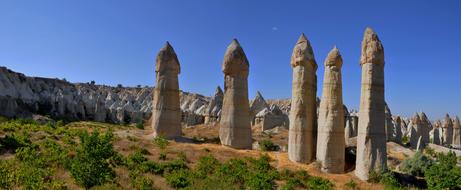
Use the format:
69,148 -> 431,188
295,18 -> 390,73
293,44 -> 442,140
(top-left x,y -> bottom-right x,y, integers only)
70,130 -> 117,188
0,160 -> 15,189
194,155 -> 221,178
425,152 -> 461,189
259,140 -> 278,151
345,180 -> 357,190
159,152 -> 167,160
0,133 -> 32,152
368,170 -> 403,190
307,176 -> 333,190
400,151 -> 432,176
129,169 -> 154,190
136,123 -> 144,130
165,169 -> 191,188
153,137 -> 169,150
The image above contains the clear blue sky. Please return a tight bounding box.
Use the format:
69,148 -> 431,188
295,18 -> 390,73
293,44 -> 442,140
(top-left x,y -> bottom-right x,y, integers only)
1,0 -> 460,120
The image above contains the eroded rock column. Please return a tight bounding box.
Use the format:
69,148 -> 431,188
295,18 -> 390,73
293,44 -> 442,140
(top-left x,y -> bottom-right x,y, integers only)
288,34 -> 318,163
151,42 -> 182,139
316,47 -> 345,173
219,39 -> 252,149
453,116 -> 461,147
355,28 -> 387,180
442,114 -> 453,145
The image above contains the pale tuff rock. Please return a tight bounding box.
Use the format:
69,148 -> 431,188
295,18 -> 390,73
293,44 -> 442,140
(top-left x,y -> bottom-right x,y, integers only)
432,120 -> 442,145
219,39 -> 252,149
453,116 -> 461,147
442,114 -> 453,145
393,116 -> 403,144
385,104 -> 395,141
255,105 -> 290,131
316,47 -> 345,173
288,33 -> 318,163
416,136 -> 424,151
418,112 -> 431,145
355,28 -> 387,180
204,86 -> 223,125
252,91 -> 289,131
250,91 -> 269,125
151,42 -> 182,139
409,114 -> 423,149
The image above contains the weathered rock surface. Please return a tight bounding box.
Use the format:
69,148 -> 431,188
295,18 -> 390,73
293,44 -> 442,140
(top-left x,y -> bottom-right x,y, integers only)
393,116 -> 403,144
453,116 -> 461,147
355,27 -> 387,180
442,114 -> 453,145
219,39 -> 252,149
316,47 -> 345,173
204,86 -> 223,125
431,120 -> 442,145
288,33 -> 318,163
151,42 -> 182,138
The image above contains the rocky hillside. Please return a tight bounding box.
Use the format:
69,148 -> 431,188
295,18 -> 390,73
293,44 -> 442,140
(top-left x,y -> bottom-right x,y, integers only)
0,66 -> 213,124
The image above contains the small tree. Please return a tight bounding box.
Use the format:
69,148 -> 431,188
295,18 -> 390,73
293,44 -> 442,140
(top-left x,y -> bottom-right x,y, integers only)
70,131 -> 117,188
425,152 -> 461,189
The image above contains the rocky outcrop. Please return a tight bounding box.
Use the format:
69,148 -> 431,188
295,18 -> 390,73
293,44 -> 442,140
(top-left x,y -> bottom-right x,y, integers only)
355,27 -> 387,180
0,65 -> 221,125
250,91 -> 269,125
219,39 -> 252,149
288,33 -> 318,163
204,86 -> 223,125
316,47 -> 345,173
151,42 -> 182,138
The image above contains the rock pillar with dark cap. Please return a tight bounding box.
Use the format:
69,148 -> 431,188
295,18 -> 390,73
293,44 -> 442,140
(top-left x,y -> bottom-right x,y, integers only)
151,42 -> 182,139
355,28 -> 387,180
288,33 -> 318,163
316,47 -> 345,173
219,39 -> 252,149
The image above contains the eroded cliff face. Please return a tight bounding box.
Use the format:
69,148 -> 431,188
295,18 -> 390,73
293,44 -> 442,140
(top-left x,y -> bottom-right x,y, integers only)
0,66 -> 212,124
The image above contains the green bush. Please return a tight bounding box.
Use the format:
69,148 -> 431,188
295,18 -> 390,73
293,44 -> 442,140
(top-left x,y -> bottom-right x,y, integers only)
70,130 -> 117,188
400,151 -> 432,176
368,170 -> 403,190
425,152 -> 461,190
153,137 -> 169,150
345,180 -> 357,190
307,176 -> 333,190
165,169 -> 191,188
0,133 -> 32,152
259,140 -> 278,151
135,123 -> 144,130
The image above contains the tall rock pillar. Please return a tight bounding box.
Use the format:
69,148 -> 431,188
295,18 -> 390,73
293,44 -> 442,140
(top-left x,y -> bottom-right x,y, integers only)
355,28 -> 387,180
219,39 -> 252,149
288,34 -> 318,163
316,47 -> 345,173
442,114 -> 453,145
151,42 -> 182,139
453,116 -> 461,147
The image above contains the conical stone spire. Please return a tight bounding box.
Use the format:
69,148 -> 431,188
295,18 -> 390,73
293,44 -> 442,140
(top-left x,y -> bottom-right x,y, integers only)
151,42 -> 182,139
355,28 -> 387,180
219,39 -> 252,149
419,112 -> 431,145
288,33 -> 318,163
432,120 -> 442,145
452,116 -> 461,146
409,113 -> 423,149
442,114 -> 453,145
316,47 -> 345,173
